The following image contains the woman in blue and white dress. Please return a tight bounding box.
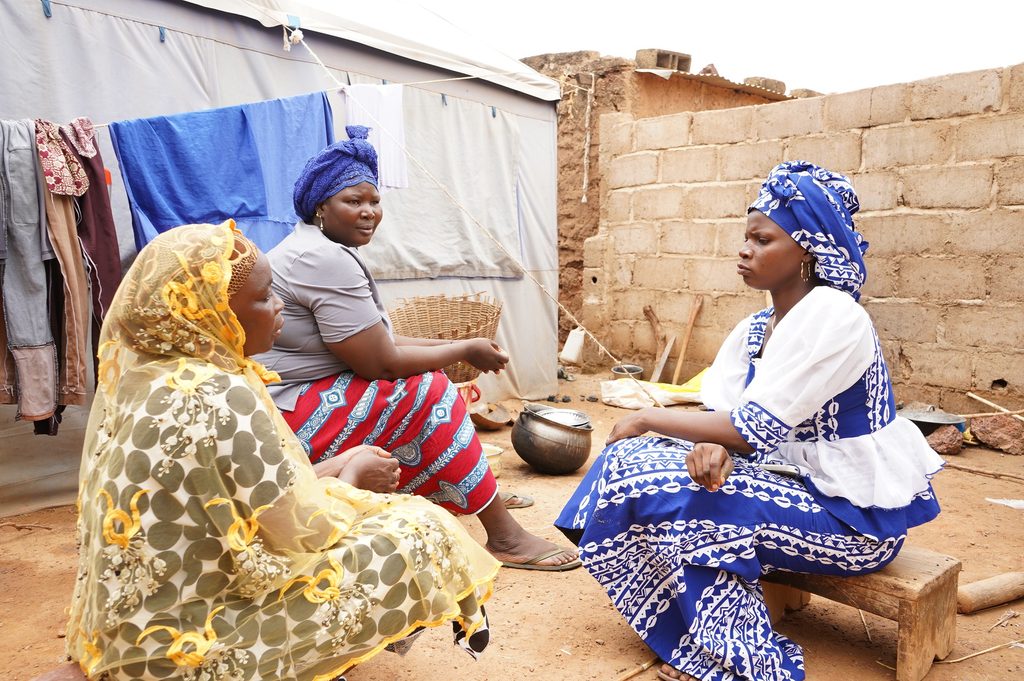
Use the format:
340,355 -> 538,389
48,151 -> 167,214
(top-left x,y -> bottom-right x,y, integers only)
555,161 -> 945,681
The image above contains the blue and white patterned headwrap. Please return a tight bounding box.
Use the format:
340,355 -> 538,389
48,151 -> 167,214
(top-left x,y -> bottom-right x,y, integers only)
749,161 -> 869,299
293,125 -> 379,223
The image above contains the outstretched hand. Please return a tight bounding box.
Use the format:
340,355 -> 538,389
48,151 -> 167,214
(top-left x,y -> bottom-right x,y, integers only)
686,442 -> 734,492
463,338 -> 510,373
336,445 -> 401,493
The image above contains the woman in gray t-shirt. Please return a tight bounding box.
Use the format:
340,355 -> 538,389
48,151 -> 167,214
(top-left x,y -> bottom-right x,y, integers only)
255,126 -> 579,572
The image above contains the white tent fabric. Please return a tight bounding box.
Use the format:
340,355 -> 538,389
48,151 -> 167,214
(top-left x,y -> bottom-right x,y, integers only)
0,0 -> 560,517
184,0 -> 561,101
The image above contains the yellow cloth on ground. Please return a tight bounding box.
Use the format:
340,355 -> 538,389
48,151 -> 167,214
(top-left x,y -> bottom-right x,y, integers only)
65,221 -> 498,680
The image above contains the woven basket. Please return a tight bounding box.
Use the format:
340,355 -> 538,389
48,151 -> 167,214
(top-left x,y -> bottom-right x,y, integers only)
388,293 -> 503,384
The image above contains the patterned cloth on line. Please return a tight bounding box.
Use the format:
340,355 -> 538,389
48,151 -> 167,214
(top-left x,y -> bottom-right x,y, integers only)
283,369 -> 498,515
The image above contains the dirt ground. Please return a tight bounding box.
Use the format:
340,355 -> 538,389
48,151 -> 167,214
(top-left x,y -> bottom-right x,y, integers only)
3,373 -> 1023,681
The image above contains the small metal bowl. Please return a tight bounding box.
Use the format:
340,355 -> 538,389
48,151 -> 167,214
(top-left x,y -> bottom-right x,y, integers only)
611,363 -> 643,379
512,407 -> 592,475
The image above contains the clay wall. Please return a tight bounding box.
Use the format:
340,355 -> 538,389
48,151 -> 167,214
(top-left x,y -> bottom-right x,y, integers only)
582,66 -> 1024,411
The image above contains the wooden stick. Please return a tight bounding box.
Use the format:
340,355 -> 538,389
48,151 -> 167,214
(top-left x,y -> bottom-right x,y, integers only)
616,655 -> 660,681
957,573 -> 1024,614
935,637 -> 1024,664
959,408 -> 1024,418
0,522 -> 53,531
858,609 -> 873,643
966,392 -> 1024,424
943,461 -> 1024,485
650,333 -> 677,383
671,295 -> 703,385
987,610 -> 1019,632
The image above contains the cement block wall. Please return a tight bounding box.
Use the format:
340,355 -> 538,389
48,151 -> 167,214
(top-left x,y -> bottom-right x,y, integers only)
583,65 -> 1024,412
521,52 -> 775,343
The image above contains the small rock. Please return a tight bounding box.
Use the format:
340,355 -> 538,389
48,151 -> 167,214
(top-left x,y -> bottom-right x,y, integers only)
587,395 -> 599,402
595,638 -> 605,645
546,394 -> 558,402
926,425 -> 962,456
970,414 -> 1024,455
560,395 -> 571,403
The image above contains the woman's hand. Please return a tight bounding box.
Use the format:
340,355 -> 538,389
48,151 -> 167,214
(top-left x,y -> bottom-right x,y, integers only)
606,408 -> 652,445
334,445 -> 402,493
462,338 -> 510,373
686,442 -> 734,492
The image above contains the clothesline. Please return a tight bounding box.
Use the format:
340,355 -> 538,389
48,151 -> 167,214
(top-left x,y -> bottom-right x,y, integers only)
87,71 -> 576,130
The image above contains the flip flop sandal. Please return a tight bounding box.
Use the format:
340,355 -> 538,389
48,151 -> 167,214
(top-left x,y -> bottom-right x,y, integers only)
500,548 -> 582,572
499,491 -> 535,509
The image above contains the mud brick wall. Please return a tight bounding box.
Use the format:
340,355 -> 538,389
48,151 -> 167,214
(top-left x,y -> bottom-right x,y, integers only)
582,65 -> 1024,411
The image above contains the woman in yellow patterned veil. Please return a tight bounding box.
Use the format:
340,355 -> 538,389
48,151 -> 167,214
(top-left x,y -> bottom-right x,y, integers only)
63,221 -> 499,681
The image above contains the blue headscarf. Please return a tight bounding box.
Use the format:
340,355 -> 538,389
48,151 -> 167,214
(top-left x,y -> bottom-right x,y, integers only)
292,125 -> 379,223
748,160 -> 869,299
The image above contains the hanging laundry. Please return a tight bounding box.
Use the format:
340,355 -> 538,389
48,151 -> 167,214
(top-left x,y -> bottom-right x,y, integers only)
344,84 -> 409,190
59,116 -> 121,359
0,119 -> 59,421
36,119 -> 91,410
109,92 -> 334,252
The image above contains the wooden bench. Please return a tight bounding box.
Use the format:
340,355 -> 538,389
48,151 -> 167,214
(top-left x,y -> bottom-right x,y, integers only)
762,545 -> 961,681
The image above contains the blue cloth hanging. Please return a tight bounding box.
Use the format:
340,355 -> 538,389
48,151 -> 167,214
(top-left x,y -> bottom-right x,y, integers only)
109,92 -> 334,252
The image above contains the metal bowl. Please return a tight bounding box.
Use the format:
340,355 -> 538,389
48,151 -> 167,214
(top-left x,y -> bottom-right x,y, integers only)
897,408 -> 966,436
611,364 -> 643,379
511,407 -> 592,475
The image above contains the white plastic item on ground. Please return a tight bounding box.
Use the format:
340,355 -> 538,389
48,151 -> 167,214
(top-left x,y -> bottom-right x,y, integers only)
986,498 -> 1024,510
600,370 -> 705,410
558,327 -> 586,365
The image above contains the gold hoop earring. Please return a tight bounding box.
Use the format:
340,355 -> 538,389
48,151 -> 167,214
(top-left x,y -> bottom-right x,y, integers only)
801,260 -> 812,283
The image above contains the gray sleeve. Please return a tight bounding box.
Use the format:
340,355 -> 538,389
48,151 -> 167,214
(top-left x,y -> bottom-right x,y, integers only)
282,246 -> 385,343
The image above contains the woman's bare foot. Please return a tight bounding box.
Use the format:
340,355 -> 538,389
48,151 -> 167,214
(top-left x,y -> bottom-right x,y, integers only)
476,496 -> 579,569
336,446 -> 401,493
658,662 -> 699,680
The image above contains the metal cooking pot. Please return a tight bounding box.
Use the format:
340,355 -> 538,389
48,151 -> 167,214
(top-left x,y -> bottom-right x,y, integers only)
511,405 -> 592,475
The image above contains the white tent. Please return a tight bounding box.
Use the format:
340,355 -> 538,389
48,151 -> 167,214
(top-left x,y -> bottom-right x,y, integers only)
0,0 -> 561,516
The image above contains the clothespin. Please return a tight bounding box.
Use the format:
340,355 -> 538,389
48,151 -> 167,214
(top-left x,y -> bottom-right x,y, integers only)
491,106 -> 497,118
158,27 -> 166,42
41,0 -> 52,18
441,94 -> 448,106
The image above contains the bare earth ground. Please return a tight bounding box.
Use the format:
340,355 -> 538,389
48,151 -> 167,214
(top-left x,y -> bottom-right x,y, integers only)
3,373 -> 1023,680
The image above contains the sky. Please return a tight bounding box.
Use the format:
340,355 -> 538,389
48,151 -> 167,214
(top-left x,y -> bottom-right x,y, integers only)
414,1 -> 1024,95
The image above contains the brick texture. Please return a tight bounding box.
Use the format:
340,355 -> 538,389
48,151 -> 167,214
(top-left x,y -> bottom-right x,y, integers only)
718,141 -> 784,181
900,165 -> 993,209
636,113 -> 691,150
691,107 -> 753,145
661,146 -> 718,184
785,133 -> 861,173
585,65 -> 1024,406
910,69 -> 1002,120
753,98 -> 824,139
863,122 -> 954,169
